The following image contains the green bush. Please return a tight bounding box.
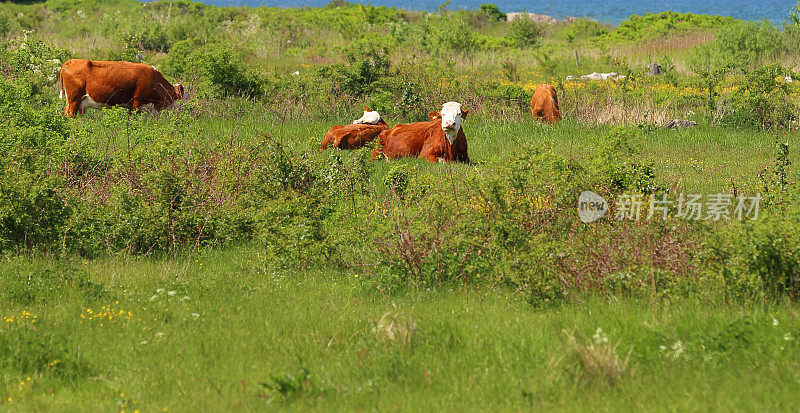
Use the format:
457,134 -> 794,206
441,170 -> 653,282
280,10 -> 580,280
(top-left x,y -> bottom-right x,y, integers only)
319,39 -> 391,98
715,204 -> 800,300
193,44 -> 267,98
0,11 -> 11,38
712,21 -> 784,70
717,65 -> 796,129
507,16 -> 542,47
479,4 -> 506,21
0,160 -> 69,253
410,16 -> 476,55
600,11 -> 735,43
0,38 -> 70,84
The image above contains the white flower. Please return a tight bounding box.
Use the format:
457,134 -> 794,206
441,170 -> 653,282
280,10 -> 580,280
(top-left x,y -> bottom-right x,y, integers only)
784,333 -> 794,341
592,327 -> 609,344
659,345 -> 667,351
191,313 -> 200,319
139,340 -> 148,345
156,289 -> 164,294
149,295 -> 158,302
670,340 -> 685,359
772,318 -> 779,327
155,332 -> 164,338
167,291 -> 176,296
182,296 -> 190,301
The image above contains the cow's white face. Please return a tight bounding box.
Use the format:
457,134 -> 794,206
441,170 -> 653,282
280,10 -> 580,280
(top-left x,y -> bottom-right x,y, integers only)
439,101 -> 468,143
353,108 -> 381,125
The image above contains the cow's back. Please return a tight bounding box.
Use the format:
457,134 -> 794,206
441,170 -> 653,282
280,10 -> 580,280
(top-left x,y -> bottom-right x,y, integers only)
376,120 -> 438,159
322,122 -> 387,150
374,119 -> 469,163
530,84 -> 560,123
61,60 -> 172,106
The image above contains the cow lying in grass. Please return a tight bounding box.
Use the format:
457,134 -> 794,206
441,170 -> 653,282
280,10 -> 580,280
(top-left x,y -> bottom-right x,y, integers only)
59,59 -> 184,116
320,108 -> 388,150
530,84 -> 560,123
372,102 -> 469,163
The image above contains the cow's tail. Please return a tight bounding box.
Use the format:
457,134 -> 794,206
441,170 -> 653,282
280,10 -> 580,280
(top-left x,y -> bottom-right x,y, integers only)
58,67 -> 65,99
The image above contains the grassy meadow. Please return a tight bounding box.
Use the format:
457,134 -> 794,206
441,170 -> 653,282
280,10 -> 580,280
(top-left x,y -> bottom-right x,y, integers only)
2,0 -> 800,411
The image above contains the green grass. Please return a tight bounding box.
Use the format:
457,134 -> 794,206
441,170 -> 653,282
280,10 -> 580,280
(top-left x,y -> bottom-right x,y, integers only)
1,246 -> 798,411
73,101 -> 791,195
3,2 -> 800,410
1,73 -> 797,413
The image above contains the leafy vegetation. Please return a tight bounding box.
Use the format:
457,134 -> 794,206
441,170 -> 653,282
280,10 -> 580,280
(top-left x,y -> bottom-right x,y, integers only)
1,0 -> 800,410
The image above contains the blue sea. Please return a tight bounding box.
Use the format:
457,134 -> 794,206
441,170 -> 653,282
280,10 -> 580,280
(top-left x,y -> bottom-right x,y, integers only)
195,0 -> 796,24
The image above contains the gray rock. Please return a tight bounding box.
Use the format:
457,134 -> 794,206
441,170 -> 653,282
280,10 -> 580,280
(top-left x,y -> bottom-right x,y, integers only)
662,119 -> 698,129
506,12 -> 558,24
647,63 -> 662,76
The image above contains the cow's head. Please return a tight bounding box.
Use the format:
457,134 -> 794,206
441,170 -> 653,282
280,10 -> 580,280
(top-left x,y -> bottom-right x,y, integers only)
439,101 -> 468,143
174,84 -> 185,100
353,107 -> 382,125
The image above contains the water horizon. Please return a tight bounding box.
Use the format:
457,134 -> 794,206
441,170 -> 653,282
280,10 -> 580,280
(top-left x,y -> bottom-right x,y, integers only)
187,0 -> 796,24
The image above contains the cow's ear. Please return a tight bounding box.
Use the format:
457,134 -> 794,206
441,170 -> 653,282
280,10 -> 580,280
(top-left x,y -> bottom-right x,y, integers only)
461,109 -> 469,120
428,111 -> 441,120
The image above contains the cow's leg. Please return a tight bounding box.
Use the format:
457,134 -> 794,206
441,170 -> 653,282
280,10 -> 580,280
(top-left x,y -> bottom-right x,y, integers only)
65,98 -> 81,117
130,98 -> 145,114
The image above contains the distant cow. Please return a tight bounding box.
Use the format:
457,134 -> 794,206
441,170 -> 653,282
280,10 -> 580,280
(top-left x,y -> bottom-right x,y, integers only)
59,59 -> 184,117
320,108 -> 388,150
530,84 -> 560,123
372,102 -> 469,163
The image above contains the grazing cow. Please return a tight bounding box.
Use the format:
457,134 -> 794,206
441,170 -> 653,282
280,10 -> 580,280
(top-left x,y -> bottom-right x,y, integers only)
372,101 -> 469,163
530,84 -> 560,123
59,59 -> 184,117
320,108 -> 389,150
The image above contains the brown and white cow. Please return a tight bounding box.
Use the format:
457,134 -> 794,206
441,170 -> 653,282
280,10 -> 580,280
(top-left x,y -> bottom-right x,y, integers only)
320,108 -> 388,150
58,59 -> 184,117
530,84 -> 560,123
372,102 -> 469,163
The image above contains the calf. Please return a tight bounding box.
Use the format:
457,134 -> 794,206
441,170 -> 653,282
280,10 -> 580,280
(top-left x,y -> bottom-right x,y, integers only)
320,108 -> 388,150
530,84 -> 560,123
59,59 -> 184,117
372,102 -> 469,163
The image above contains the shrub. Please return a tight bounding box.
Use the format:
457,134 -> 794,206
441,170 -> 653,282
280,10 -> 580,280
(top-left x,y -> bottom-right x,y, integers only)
319,39 -> 391,98
560,18 -> 609,42
0,11 -> 11,38
193,44 -> 267,98
716,65 -> 796,129
600,12 -> 735,43
479,4 -> 506,21
507,15 -> 542,47
0,38 -> 70,84
0,159 -> 69,253
713,21 -> 784,70
719,205 -> 800,300
411,16 -> 476,56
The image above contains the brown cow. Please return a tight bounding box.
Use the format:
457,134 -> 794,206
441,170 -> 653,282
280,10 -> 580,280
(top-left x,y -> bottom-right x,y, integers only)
320,108 -> 388,150
530,84 -> 560,123
372,102 -> 469,163
59,59 -> 184,117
